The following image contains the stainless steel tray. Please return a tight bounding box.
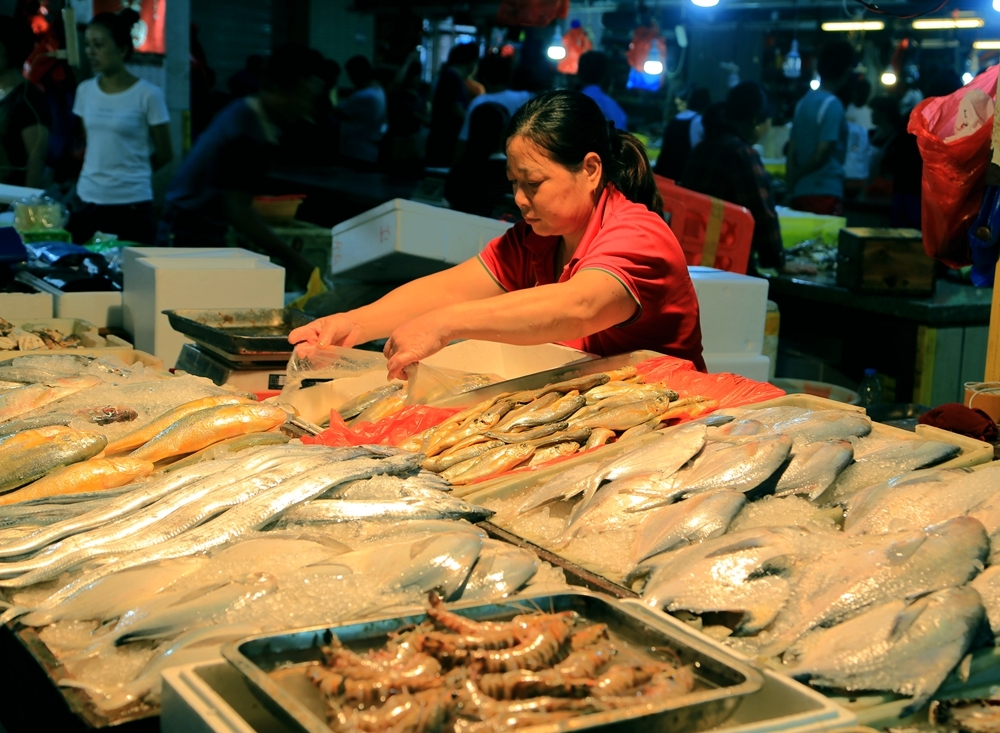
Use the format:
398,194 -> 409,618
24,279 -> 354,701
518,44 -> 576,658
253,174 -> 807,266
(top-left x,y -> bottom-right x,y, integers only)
222,590 -> 763,733
163,309 -> 314,355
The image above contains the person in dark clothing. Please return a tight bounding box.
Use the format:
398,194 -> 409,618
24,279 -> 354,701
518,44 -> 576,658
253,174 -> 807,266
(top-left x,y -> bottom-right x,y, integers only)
654,87 -> 710,181
384,53 -> 429,176
157,45 -> 319,289
870,95 -> 922,229
444,101 -> 509,217
0,15 -> 48,188
681,83 -> 815,277
425,42 -> 478,167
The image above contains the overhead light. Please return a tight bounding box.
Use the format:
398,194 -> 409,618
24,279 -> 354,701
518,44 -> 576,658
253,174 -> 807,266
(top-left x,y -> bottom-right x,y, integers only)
809,78 -> 820,90
963,71 -> 974,84
912,17 -> 984,29
881,69 -> 897,85
691,0 -> 720,7
643,59 -> 664,74
995,0 -> 1000,12
783,39 -> 801,79
974,40 -> 1000,49
546,26 -> 565,60
821,21 -> 885,31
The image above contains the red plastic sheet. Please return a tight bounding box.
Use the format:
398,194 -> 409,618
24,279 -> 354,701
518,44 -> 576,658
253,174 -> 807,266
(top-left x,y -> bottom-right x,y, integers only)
303,405 -> 462,448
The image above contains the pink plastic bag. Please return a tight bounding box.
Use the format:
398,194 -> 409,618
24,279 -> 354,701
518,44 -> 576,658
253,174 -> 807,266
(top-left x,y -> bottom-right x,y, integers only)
908,65 -> 999,268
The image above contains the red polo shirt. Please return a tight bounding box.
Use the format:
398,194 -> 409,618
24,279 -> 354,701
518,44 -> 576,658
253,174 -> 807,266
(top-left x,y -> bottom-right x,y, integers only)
478,186 -> 706,371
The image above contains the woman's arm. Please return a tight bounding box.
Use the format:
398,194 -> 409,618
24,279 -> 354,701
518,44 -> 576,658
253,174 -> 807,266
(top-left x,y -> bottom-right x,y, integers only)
150,123 -> 173,171
20,124 -> 48,189
383,270 -> 636,379
289,257 -> 505,347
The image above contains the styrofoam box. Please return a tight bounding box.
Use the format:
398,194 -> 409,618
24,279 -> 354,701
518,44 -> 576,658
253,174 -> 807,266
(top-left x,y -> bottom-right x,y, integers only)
689,266 -> 768,356
0,291 -> 52,319
124,257 -> 284,369
330,198 -> 513,281
121,247 -> 269,336
704,352 -> 771,382
422,340 -> 593,380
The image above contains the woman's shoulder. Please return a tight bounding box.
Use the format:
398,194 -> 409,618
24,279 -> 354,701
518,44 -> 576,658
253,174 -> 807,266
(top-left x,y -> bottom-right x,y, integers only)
601,189 -> 673,241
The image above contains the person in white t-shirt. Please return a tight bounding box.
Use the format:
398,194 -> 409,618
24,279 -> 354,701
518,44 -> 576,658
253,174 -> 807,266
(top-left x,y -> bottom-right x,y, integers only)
70,9 -> 173,244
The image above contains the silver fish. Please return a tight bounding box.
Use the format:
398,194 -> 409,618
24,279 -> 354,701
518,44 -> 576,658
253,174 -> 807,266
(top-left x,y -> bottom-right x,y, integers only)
517,424 -> 707,515
821,440 -> 963,505
631,435 -> 793,511
2,452 -> 422,623
499,393 -> 587,432
326,473 -> 452,501
757,516 -> 990,656
770,410 -> 872,443
0,354 -> 98,384
631,490 -> 746,564
774,439 -> 855,499
784,586 -> 985,716
459,540 -> 539,602
276,496 -> 494,525
554,473 -> 673,546
337,382 -> 404,420
720,406 -> 810,426
971,565 -> 1000,639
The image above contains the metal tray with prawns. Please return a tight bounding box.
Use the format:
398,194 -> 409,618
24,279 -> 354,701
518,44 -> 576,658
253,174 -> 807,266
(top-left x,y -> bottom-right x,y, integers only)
222,590 -> 762,733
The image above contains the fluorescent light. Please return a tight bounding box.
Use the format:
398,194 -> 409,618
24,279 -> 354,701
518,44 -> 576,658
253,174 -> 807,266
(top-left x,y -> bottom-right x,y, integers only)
691,0 -> 720,7
643,60 -> 664,75
809,78 -> 820,90
821,21 -> 885,31
912,17 -> 984,29
995,0 -> 1000,11
881,70 -> 897,85
974,40 -> 1000,49
963,72 -> 974,84
547,45 -> 566,60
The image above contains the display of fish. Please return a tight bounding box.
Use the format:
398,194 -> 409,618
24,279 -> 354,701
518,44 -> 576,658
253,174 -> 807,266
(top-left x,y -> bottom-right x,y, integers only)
104,394 -> 255,455
0,456 -> 153,506
443,443 -> 536,485
0,375 -> 103,423
773,440 -> 854,499
161,432 -> 291,473
0,354 -> 100,384
784,587 -> 985,716
572,395 -> 671,432
769,410 -> 872,443
337,382 -> 404,420
349,392 -> 407,426
276,495 -> 494,525
971,565 -> 1000,639
631,490 -> 747,564
130,403 -> 288,463
820,440 -> 964,505
756,516 -> 989,656
457,540 -> 539,602
0,426 -> 107,494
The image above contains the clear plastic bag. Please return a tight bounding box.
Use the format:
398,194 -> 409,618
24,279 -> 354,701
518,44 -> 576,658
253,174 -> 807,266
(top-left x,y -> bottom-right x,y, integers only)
11,195 -> 69,232
284,344 -> 387,392
404,362 -> 503,406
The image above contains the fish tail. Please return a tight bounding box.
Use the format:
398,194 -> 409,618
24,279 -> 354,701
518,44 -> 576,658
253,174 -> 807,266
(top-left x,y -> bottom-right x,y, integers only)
0,605 -> 29,624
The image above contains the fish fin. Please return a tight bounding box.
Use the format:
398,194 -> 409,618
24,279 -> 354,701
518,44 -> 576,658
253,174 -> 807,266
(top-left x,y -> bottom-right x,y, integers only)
888,597 -> 930,643
704,537 -> 767,559
885,534 -> 927,565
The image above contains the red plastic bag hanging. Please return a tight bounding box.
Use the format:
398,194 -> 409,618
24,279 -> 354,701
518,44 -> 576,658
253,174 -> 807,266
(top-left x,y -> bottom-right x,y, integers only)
626,25 -> 666,73
556,24 -> 592,75
908,64 -> 999,268
497,0 -> 569,27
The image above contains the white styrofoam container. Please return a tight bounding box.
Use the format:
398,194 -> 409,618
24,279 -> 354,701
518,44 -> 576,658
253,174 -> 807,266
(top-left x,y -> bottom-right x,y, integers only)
0,291 -> 52,319
23,276 -> 122,329
704,353 -> 771,382
422,340 -> 593,381
121,247 -> 269,336
330,198 -> 513,281
689,266 -> 769,356
124,257 -> 284,369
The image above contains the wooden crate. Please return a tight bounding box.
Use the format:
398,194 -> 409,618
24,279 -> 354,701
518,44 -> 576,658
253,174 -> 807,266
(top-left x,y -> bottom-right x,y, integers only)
836,227 -> 935,296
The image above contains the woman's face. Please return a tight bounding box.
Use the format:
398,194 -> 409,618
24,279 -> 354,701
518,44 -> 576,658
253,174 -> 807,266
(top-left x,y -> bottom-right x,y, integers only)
85,25 -> 126,75
506,135 -> 602,240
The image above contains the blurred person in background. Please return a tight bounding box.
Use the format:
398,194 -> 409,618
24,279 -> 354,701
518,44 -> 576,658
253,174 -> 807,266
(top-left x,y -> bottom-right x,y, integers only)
577,51 -> 626,132
0,15 -> 48,188
337,55 -> 386,169
69,9 -> 172,244
845,78 -> 873,131
867,95 -> 922,229
655,86 -> 710,181
384,52 -> 429,177
682,84 -> 815,277
455,52 -> 531,159
426,42 -> 479,167
157,45 -> 318,289
445,102 -> 509,216
786,40 -> 853,216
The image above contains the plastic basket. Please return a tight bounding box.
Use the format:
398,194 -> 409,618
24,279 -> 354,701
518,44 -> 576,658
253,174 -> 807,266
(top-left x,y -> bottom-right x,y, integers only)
655,175 -> 756,275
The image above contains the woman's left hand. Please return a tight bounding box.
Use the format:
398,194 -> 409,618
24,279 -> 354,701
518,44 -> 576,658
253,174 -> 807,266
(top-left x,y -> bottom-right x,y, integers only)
384,313 -> 452,381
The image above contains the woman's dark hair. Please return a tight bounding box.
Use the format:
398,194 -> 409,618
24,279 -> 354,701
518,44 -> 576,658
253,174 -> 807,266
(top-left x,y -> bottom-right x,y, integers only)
506,90 -> 662,213
699,102 -> 727,140
725,81 -> 773,126
0,15 -> 35,71
89,9 -> 140,59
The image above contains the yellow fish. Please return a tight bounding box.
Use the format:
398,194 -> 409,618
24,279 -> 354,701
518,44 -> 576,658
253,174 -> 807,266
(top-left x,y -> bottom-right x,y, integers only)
105,394 -> 254,455
0,427 -> 107,494
130,403 -> 287,464
0,457 -> 153,506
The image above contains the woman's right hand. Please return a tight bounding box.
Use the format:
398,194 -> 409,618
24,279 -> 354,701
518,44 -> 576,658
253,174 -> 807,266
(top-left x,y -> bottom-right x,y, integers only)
288,314 -> 365,348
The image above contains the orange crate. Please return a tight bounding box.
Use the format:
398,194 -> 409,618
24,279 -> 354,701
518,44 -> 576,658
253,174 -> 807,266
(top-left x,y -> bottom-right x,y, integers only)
655,175 -> 755,274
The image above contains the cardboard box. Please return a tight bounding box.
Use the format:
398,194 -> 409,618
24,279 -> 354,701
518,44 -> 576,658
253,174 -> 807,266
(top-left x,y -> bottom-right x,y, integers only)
836,227 -> 933,296
124,257 -> 284,368
330,198 -> 513,281
689,266 -> 769,356
0,290 -> 52,320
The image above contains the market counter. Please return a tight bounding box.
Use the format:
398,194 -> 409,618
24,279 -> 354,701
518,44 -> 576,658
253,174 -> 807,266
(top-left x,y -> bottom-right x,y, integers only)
765,272 -> 993,405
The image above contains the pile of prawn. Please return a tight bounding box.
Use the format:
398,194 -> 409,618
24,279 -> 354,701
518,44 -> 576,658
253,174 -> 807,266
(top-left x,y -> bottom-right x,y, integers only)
306,592 -> 696,733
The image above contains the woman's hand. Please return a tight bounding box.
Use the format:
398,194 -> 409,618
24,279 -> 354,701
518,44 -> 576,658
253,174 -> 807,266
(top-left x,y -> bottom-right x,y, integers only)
288,313 -> 365,347
384,312 -> 452,381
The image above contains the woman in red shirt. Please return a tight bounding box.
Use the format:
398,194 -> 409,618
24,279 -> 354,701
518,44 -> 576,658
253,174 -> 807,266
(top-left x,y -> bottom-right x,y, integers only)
291,90 -> 705,379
